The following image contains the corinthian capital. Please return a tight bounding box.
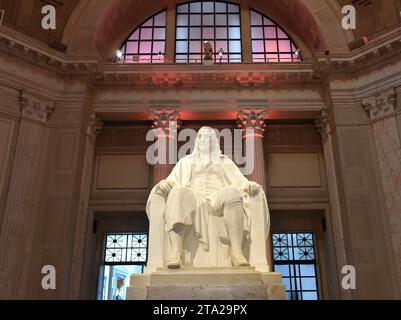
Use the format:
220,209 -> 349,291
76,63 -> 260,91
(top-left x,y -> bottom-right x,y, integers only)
87,113 -> 103,142
362,88 -> 396,122
149,109 -> 181,137
237,109 -> 268,138
315,108 -> 330,143
20,92 -> 55,123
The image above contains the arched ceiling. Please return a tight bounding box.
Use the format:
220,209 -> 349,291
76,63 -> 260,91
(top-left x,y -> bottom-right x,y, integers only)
0,0 -> 400,58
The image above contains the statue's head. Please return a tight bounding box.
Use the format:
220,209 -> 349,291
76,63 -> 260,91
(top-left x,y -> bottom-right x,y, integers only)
193,126 -> 221,156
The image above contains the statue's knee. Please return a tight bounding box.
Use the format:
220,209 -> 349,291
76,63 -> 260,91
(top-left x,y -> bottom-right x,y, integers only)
220,187 -> 242,206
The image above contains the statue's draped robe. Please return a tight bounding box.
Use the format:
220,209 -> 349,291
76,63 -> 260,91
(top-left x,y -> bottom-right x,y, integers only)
146,154 -> 271,271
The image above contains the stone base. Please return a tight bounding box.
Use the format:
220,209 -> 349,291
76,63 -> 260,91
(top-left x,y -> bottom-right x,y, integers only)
126,267 -> 286,300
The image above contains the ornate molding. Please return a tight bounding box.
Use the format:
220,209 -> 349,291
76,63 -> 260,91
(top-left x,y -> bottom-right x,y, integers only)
315,108 -> 330,143
362,88 -> 396,122
237,109 -> 268,138
20,92 -> 55,123
86,113 -> 103,142
149,109 -> 181,138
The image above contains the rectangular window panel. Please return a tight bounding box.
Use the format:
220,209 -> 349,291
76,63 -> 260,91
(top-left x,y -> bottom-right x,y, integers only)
252,27 -> 264,39
176,27 -> 188,39
139,41 -> 152,53
140,28 -> 153,40
278,40 -> 291,52
277,27 -> 288,38
228,14 -> 240,26
266,54 -> 279,62
252,40 -> 265,53
177,14 -> 188,26
126,41 -> 138,54
203,14 -> 214,26
203,2 -> 214,13
215,14 -> 227,26
273,232 -> 320,301
251,11 -> 262,25
266,40 -> 278,52
129,30 -> 139,40
177,4 -> 188,13
189,27 -> 201,39
153,28 -> 166,40
152,41 -> 165,54
265,27 -> 276,38
229,54 -> 242,63
175,2 -> 241,63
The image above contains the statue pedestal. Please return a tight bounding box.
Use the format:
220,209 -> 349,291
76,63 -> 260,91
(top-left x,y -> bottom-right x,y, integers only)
126,267 -> 286,300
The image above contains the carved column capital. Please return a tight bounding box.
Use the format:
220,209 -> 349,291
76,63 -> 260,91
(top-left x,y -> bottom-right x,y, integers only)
149,109 -> 181,138
362,88 -> 396,122
20,92 -> 55,124
236,109 -> 268,138
87,113 -> 103,142
315,108 -> 330,143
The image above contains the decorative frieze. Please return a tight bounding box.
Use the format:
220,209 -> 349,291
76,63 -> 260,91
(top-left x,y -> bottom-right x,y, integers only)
20,92 -> 55,124
150,109 -> 181,137
362,88 -> 396,122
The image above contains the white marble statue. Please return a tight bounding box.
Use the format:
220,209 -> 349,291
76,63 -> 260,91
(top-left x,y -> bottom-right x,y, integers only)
146,127 -> 271,272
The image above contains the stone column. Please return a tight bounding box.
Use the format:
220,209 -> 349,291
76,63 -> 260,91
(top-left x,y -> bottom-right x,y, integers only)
68,113 -> 103,299
315,109 -> 351,299
149,109 -> 181,185
362,88 -> 401,289
0,92 -> 54,299
237,109 -> 270,271
237,109 -> 268,191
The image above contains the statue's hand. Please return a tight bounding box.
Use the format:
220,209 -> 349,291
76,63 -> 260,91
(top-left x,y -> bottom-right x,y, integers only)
240,181 -> 261,198
155,180 -> 176,198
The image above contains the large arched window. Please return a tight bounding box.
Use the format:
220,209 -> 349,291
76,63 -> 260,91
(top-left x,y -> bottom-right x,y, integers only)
175,1 -> 242,63
250,9 -> 301,63
118,11 -> 167,64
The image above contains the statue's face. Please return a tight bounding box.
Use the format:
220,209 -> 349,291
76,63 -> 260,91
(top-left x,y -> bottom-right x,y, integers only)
195,127 -> 219,154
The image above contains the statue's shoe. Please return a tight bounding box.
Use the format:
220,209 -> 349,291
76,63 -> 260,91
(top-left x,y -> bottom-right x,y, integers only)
166,253 -> 182,269
232,254 -> 250,267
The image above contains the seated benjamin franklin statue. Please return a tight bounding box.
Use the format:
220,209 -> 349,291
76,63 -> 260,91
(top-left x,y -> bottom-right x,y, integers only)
146,127 -> 271,272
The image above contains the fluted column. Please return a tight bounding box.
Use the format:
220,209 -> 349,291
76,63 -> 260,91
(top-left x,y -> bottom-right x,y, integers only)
237,109 -> 270,270
362,88 -> 401,289
149,110 -> 181,185
68,113 -> 103,299
0,92 -> 54,299
237,109 -> 268,191
315,108 -> 351,299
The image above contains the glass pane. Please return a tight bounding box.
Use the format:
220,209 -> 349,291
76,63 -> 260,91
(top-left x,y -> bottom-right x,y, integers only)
302,292 -> 318,300
266,40 -> 278,52
279,53 -> 293,62
139,41 -> 152,53
140,28 -> 153,40
190,14 -> 202,26
188,54 -> 202,62
177,14 -> 188,26
142,18 -> 153,27
216,14 -> 227,26
190,27 -> 201,39
265,27 -> 276,38
176,41 -> 188,53
152,41 -> 165,54
176,54 -> 188,63
154,11 -> 166,26
251,11 -> 262,25
275,264 -> 290,277
203,14 -> 214,26
301,278 -> 317,291
190,2 -> 202,13
126,41 -> 138,53
252,40 -> 264,53
277,27 -> 288,38
216,27 -> 227,39
228,27 -> 241,39
189,41 -> 201,53
176,27 -> 188,39
215,2 -> 227,13
203,2 -> 214,13
177,4 -> 188,13
229,54 -> 242,63
203,27 -> 214,39
129,30 -> 139,40
153,28 -> 165,40
279,40 -> 291,52
228,4 -> 239,13
228,14 -> 240,26
252,54 -> 265,62
264,16 -> 274,25
266,54 -> 279,62
229,40 -> 241,52
215,40 -> 227,52
252,27 -> 263,39
300,264 -> 315,276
